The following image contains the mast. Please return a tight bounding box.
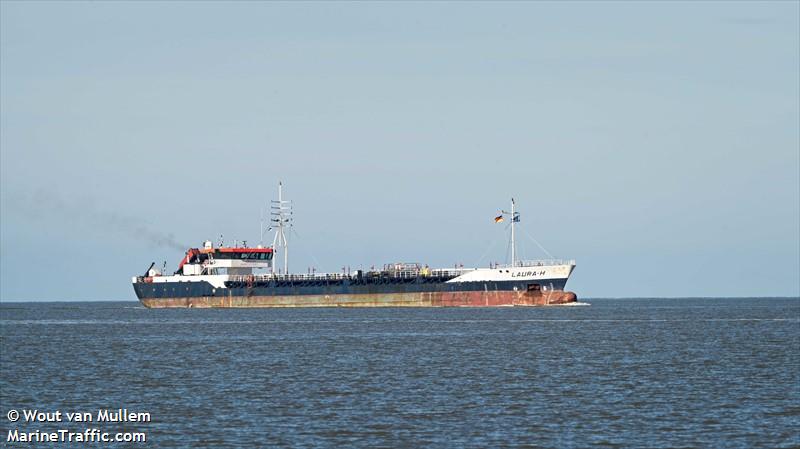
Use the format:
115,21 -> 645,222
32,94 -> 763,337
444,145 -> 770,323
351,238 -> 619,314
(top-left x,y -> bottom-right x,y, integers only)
501,198 -> 520,266
270,182 -> 292,274
510,198 -> 516,267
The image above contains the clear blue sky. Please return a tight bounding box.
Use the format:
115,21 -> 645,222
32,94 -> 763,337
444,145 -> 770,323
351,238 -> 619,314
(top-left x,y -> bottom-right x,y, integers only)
1,1 -> 798,300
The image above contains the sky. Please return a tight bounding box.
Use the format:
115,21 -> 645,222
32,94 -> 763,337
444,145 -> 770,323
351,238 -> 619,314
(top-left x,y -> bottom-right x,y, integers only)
1,1 -> 798,301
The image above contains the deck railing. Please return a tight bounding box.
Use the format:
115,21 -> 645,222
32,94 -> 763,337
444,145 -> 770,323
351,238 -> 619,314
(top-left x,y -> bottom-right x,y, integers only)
495,259 -> 576,268
226,269 -> 472,283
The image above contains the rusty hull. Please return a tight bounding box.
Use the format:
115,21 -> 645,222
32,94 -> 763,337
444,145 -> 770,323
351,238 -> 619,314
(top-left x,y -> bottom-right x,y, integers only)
139,290 -> 578,308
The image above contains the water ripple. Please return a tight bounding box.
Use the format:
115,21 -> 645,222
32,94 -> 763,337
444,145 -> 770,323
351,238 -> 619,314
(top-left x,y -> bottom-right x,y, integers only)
1,297 -> 798,448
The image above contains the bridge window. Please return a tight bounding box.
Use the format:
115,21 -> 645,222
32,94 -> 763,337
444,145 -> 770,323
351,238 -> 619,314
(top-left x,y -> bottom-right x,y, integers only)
234,252 -> 273,260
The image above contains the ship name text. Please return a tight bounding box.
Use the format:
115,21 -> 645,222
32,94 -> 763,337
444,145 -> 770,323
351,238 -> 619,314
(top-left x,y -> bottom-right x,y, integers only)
511,271 -> 546,277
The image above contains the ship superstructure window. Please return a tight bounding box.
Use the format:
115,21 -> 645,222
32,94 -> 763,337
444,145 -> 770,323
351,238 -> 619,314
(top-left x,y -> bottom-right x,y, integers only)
213,251 -> 273,260
240,252 -> 271,260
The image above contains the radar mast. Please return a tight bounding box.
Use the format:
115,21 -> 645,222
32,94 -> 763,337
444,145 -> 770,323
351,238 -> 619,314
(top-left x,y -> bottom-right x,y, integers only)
270,182 -> 292,274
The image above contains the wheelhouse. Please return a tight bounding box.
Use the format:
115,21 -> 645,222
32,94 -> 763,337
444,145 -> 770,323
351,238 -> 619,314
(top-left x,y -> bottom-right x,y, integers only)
177,244 -> 274,276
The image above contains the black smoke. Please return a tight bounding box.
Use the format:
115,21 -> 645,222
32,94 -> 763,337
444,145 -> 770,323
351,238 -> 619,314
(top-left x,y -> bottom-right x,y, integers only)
7,189 -> 187,251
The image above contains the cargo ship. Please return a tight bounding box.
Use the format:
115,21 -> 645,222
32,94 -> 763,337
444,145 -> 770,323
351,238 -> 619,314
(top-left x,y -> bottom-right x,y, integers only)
132,184 -> 578,308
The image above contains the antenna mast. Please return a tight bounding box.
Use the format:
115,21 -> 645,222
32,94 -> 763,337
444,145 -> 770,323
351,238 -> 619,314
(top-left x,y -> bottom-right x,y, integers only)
270,182 -> 292,274
501,198 -> 520,266
510,198 -> 516,266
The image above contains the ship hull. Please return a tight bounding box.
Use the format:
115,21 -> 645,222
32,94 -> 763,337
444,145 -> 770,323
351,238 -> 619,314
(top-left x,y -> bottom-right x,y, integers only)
138,289 -> 577,308
133,266 -> 578,308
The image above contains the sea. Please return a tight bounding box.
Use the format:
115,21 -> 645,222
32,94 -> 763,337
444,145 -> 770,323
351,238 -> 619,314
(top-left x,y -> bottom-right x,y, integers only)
1,298 -> 798,448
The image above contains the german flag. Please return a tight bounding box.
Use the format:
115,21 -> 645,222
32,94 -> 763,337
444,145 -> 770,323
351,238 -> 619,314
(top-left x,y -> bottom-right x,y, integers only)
494,215 -> 504,223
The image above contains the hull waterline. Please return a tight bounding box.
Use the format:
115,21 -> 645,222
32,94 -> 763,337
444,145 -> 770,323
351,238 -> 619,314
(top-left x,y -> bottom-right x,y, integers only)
139,290 -> 578,308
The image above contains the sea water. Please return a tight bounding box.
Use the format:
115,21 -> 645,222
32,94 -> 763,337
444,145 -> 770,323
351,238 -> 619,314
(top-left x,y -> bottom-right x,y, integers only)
1,298 -> 798,448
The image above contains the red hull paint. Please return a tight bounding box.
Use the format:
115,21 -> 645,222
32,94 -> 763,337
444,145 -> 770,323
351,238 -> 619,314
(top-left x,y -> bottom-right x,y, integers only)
139,290 -> 578,308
